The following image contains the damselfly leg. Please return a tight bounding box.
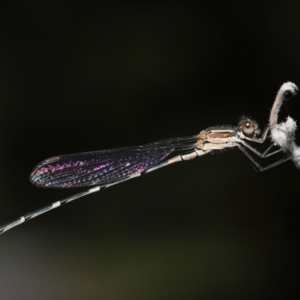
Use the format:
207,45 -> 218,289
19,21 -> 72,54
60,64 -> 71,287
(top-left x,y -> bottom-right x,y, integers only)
235,125 -> 288,171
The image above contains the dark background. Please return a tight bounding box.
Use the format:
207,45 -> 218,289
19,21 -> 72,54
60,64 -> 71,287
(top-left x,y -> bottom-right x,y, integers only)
0,2 -> 300,299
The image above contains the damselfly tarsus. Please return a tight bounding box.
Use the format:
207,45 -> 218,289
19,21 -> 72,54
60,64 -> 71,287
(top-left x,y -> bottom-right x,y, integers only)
0,82 -> 298,235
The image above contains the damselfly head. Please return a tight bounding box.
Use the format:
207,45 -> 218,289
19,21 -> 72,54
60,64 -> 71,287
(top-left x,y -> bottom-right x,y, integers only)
238,118 -> 260,138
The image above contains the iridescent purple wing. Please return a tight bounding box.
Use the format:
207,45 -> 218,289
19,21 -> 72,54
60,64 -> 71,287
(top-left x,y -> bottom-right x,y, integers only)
30,135 -> 198,188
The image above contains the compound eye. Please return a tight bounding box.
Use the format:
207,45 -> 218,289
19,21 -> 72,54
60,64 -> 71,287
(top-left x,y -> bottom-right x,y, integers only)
240,119 -> 256,137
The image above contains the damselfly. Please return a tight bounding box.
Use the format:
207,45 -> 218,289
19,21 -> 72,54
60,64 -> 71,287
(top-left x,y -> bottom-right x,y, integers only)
0,82 -> 298,235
